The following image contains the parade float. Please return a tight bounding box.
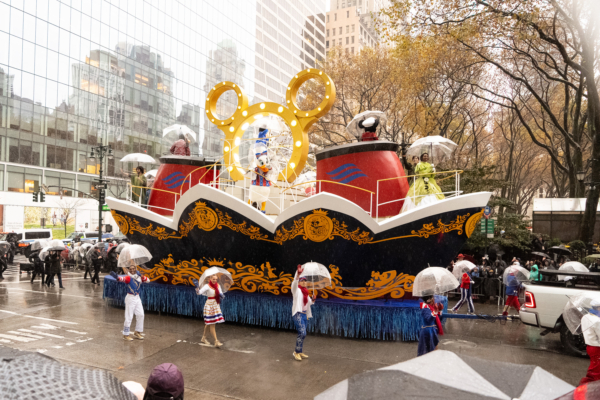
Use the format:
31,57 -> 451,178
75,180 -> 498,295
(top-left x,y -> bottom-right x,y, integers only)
104,69 -> 491,340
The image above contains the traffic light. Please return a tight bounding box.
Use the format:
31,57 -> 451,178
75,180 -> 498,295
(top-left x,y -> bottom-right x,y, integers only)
98,189 -> 105,204
33,192 -> 38,202
40,191 -> 45,202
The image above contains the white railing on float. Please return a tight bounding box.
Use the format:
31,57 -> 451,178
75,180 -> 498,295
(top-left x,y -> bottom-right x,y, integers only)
375,170 -> 463,219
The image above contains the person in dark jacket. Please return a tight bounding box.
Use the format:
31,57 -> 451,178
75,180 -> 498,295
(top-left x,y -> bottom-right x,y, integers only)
29,250 -> 45,284
45,251 -> 64,289
0,252 -> 7,279
106,249 -> 118,273
90,247 -> 104,285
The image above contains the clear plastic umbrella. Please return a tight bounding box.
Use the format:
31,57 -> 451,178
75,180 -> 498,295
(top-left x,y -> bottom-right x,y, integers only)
503,265 -> 530,282
346,111 -> 388,139
558,261 -> 589,281
193,266 -> 234,293
563,292 -> 600,335
300,262 -> 332,290
413,267 -> 460,296
162,124 -> 196,141
406,135 -> 457,162
452,260 -> 476,280
0,241 -> 11,254
47,239 -> 66,249
116,243 -> 130,253
39,246 -> 56,261
30,239 -> 49,252
120,153 -> 157,163
118,244 -> 152,269
78,243 -> 92,256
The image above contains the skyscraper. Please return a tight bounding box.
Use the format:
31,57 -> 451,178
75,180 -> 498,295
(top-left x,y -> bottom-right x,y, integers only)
0,0 -> 326,232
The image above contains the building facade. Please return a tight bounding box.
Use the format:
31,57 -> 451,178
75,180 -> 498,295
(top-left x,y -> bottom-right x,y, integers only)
325,0 -> 384,54
0,0 -> 325,232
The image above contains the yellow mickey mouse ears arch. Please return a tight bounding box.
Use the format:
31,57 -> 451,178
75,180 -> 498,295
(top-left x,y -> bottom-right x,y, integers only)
205,69 -> 336,182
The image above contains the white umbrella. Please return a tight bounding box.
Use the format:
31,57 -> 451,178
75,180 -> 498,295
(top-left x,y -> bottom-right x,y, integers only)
145,169 -> 158,178
503,265 -> 530,283
47,239 -> 66,248
558,261 -> 589,281
30,239 -> 49,252
120,153 -> 157,164
346,111 -> 387,139
194,266 -> 234,293
118,244 -> 152,270
299,262 -> 332,290
563,292 -> 600,335
78,243 -> 92,256
162,124 -> 197,141
413,267 -> 460,296
115,243 -> 130,253
452,260 -> 476,280
39,246 -> 54,261
406,135 -> 457,162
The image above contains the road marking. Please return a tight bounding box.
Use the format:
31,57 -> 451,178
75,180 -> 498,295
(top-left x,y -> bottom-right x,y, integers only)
182,340 -> 255,354
4,288 -> 93,299
0,333 -> 35,342
18,329 -> 65,339
66,330 -> 87,335
0,309 -> 78,325
0,278 -> 90,285
7,331 -> 45,339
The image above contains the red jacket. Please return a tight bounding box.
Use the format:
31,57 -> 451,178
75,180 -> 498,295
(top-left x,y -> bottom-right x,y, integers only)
460,273 -> 471,289
170,139 -> 191,156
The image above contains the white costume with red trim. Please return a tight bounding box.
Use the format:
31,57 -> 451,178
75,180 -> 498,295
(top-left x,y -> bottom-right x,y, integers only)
117,272 -> 149,335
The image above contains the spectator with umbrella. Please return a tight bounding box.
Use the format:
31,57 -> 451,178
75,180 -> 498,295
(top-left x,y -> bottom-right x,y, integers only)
0,241 -> 10,279
110,244 -> 152,341
169,132 -> 191,156
28,239 -> 48,284
412,267 -> 458,356
89,244 -> 105,285
192,266 -> 233,348
45,249 -> 65,289
291,262 -> 330,361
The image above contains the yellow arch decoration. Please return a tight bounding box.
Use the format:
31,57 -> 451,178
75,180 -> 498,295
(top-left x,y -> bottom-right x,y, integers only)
205,69 -> 336,182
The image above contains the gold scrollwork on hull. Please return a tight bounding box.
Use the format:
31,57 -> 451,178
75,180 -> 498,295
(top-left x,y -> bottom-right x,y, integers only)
367,213 -> 471,244
275,209 -> 374,245
215,210 -> 276,243
139,256 -> 415,300
465,210 -> 484,238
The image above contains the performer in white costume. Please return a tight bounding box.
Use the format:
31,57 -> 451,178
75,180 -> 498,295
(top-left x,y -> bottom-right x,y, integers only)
110,262 -> 149,341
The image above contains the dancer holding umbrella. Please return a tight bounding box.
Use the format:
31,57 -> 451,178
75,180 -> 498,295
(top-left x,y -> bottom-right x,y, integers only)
109,244 -> 152,341
413,267 -> 459,356
292,262 -> 332,361
193,266 -> 233,348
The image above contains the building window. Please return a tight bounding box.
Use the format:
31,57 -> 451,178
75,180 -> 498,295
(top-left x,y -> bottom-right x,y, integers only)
346,25 -> 349,33
332,28 -> 335,36
326,41 -> 329,48
327,29 -> 329,37
346,37 -> 349,44
346,48 -> 349,54
327,15 -> 329,22
335,13 -> 337,21
339,38 -> 342,46
352,36 -> 355,44
352,24 -> 355,32
351,47 -> 354,54
7,166 -> 25,193
347,11 -> 349,17
339,27 -> 342,35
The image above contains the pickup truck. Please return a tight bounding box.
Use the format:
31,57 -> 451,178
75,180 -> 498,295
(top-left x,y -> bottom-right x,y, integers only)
519,270 -> 600,357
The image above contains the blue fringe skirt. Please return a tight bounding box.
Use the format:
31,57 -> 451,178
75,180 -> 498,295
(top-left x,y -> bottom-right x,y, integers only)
417,326 -> 439,356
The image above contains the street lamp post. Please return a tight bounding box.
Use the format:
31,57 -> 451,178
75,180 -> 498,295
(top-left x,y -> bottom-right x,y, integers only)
88,142 -> 114,243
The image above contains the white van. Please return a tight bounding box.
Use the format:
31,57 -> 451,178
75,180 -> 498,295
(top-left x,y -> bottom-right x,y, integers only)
6,229 -> 54,256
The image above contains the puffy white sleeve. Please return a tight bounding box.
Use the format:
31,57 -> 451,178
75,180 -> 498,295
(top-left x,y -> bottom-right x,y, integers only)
291,271 -> 299,298
197,284 -> 211,296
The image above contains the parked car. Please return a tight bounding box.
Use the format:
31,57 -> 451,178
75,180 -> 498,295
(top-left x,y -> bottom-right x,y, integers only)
519,269 -> 600,357
63,232 -> 114,246
9,229 -> 53,256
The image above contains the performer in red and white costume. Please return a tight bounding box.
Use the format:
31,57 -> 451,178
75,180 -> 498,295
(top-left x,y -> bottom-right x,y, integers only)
110,263 -> 149,341
195,275 -> 225,347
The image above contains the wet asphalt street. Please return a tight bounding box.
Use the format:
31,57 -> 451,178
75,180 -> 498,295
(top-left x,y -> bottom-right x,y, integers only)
0,256 -> 590,399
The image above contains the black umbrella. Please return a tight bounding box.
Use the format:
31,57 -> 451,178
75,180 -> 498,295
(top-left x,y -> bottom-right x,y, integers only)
549,245 -> 572,256
0,348 -> 136,400
315,350 -> 574,400
531,251 -> 550,258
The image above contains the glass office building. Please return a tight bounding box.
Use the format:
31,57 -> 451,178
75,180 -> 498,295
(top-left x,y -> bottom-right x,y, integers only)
0,0 -> 326,208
